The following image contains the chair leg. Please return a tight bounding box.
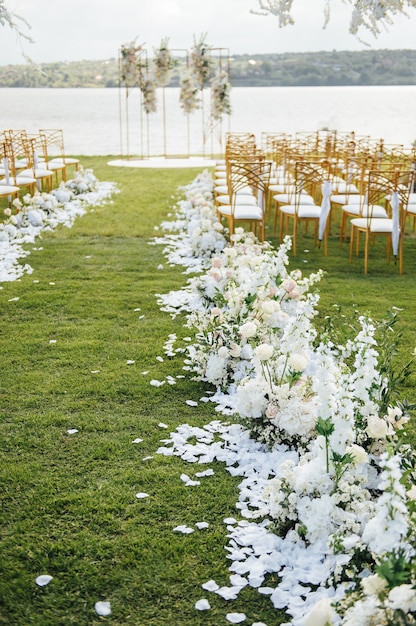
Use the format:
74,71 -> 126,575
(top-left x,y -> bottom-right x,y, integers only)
364,231 -> 370,274
293,217 -> 298,256
349,225 -> 355,263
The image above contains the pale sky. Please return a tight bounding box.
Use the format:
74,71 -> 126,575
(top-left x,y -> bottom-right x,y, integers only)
1,0 -> 416,65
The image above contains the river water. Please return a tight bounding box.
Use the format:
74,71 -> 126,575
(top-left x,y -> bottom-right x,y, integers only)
2,86 -> 416,156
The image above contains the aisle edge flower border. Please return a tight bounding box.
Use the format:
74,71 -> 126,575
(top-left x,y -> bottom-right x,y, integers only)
0,168 -> 119,283
152,169 -> 416,626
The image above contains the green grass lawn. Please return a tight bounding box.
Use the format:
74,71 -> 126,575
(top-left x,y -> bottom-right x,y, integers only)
0,156 -> 415,625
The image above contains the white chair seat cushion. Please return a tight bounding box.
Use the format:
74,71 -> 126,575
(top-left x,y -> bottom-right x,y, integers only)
216,185 -> 252,195
342,203 -> 388,218
268,183 -> 293,193
218,204 -> 263,220
20,167 -> 52,179
46,162 -> 65,171
331,194 -> 361,205
351,217 -> 393,233
50,157 -> 79,165
0,175 -> 36,186
0,183 -> 19,194
274,193 -> 315,205
216,194 -> 257,205
280,204 -> 321,218
331,182 -> 359,194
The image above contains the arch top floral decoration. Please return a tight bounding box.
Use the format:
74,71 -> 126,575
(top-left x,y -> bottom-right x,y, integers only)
251,0 -> 416,38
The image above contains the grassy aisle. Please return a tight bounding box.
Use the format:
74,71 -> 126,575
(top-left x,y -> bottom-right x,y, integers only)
0,159 -> 285,626
0,157 -> 415,625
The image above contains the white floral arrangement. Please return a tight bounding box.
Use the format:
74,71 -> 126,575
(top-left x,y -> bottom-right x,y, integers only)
179,69 -> 201,114
154,170 -> 416,626
119,39 -> 145,88
190,33 -> 212,90
210,70 -> 232,121
64,167 -> 98,195
153,37 -> 175,87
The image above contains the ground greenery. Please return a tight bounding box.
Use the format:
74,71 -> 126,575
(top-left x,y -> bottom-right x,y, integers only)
0,157 -> 415,625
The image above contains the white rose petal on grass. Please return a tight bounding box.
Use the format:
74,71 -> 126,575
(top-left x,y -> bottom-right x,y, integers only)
226,612 -> 246,623
224,517 -> 237,524
132,438 -> 143,444
139,315 -> 145,319
157,264 -> 164,269
134,307 -> 141,312
67,429 -> 78,435
150,380 -> 165,387
195,599 -> 211,611
135,492 -> 149,499
195,469 -> 214,477
158,422 -> 168,429
252,623 -> 268,626
36,575 -> 53,587
91,370 -> 100,374
126,359 -> 135,365
173,525 -> 194,534
186,400 -> 198,407
8,297 -> 19,302
195,522 -> 209,530
142,456 -> 153,461
141,371 -> 149,375
156,356 -> 164,362
95,601 -> 111,616
49,339 -> 57,344
202,580 -> 219,592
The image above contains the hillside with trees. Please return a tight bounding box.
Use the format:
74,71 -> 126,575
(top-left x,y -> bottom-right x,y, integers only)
1,49 -> 416,88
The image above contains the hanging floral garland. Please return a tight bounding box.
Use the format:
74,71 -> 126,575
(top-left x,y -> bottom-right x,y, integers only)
153,37 -> 175,87
189,32 -> 212,90
139,75 -> 157,114
251,0 -> 416,38
179,70 -> 200,114
210,69 -> 232,121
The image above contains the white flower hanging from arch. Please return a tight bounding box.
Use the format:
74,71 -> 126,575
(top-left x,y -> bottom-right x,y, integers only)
179,69 -> 201,114
190,33 -> 213,90
210,70 -> 232,121
153,37 -> 175,87
251,0 -> 416,38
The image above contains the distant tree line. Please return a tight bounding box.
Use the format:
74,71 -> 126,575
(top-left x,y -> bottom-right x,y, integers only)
1,49 -> 416,88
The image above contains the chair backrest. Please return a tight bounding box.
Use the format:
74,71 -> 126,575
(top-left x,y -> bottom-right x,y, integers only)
228,159 -> 272,214
365,169 -> 414,221
39,129 -> 65,159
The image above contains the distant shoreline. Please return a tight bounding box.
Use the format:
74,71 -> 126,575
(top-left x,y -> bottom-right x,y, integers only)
1,49 -> 416,88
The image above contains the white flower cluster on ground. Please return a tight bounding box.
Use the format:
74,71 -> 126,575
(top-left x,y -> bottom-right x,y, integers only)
155,170 -> 416,626
0,167 -> 118,282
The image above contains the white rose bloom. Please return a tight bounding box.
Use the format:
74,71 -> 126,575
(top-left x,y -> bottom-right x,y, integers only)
346,443 -> 369,465
229,343 -> 242,358
387,584 -> 416,612
239,320 -> 257,339
407,485 -> 416,501
287,353 -> 308,372
366,415 -> 389,439
361,573 -> 388,596
303,596 -> 334,626
254,343 -> 274,361
218,346 -> 229,358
